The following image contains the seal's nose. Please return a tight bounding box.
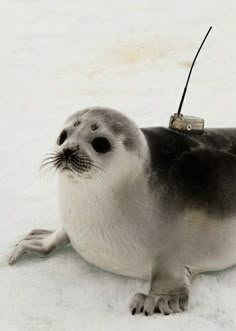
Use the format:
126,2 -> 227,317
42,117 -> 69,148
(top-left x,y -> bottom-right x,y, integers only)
63,148 -> 74,161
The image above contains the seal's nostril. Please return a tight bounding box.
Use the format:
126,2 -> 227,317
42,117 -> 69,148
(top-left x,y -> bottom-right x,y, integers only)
63,148 -> 74,160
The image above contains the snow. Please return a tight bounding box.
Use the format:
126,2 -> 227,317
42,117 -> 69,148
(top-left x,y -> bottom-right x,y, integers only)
1,0 -> 236,330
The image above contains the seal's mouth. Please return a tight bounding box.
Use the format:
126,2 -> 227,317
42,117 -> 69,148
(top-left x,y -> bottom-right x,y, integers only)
40,149 -> 92,178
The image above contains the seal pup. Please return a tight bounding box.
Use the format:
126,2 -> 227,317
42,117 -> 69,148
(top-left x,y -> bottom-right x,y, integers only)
9,107 -> 236,316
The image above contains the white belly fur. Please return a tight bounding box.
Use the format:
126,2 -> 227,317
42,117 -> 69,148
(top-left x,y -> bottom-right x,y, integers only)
58,176 -> 153,279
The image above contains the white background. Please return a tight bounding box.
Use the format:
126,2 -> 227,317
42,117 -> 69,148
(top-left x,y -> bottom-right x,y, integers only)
1,0 -> 236,330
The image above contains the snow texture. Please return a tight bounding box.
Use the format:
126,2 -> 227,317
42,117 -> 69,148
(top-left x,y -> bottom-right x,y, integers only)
1,0 -> 236,330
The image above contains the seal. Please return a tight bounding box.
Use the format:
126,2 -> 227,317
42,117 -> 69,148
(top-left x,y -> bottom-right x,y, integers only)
9,107 -> 236,316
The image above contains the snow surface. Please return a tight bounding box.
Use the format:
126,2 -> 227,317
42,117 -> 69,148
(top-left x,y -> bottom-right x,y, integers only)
1,0 -> 236,330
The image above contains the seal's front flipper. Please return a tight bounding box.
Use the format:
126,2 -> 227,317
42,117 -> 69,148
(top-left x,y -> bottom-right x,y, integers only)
129,264 -> 192,316
8,228 -> 70,265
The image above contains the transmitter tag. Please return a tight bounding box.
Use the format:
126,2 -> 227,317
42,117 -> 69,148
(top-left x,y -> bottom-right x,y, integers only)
169,113 -> 204,134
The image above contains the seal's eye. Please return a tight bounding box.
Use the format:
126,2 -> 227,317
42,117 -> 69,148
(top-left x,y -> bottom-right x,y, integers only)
91,137 -> 111,153
57,130 -> 67,146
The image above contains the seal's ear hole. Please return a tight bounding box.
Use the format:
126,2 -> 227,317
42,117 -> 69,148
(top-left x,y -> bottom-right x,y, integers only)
57,130 -> 67,146
91,137 -> 111,153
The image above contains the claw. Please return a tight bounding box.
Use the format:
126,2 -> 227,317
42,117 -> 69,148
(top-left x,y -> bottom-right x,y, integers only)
131,308 -> 136,315
129,290 -> 189,316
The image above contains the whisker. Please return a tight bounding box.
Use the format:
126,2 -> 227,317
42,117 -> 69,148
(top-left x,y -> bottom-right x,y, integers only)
90,167 -> 109,185
39,150 -> 63,180
40,160 -> 57,170
41,154 -> 63,162
42,159 -> 63,180
41,156 -> 59,164
88,161 -> 111,178
40,164 -> 55,180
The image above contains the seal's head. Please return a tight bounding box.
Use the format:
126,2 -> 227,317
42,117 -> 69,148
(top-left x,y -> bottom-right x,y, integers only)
42,107 -> 148,183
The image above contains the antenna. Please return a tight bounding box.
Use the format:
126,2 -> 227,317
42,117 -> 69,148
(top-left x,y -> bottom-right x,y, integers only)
177,26 -> 212,115
169,27 -> 212,134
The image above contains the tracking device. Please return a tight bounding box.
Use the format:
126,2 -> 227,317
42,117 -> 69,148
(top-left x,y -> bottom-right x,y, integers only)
169,27 -> 212,134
